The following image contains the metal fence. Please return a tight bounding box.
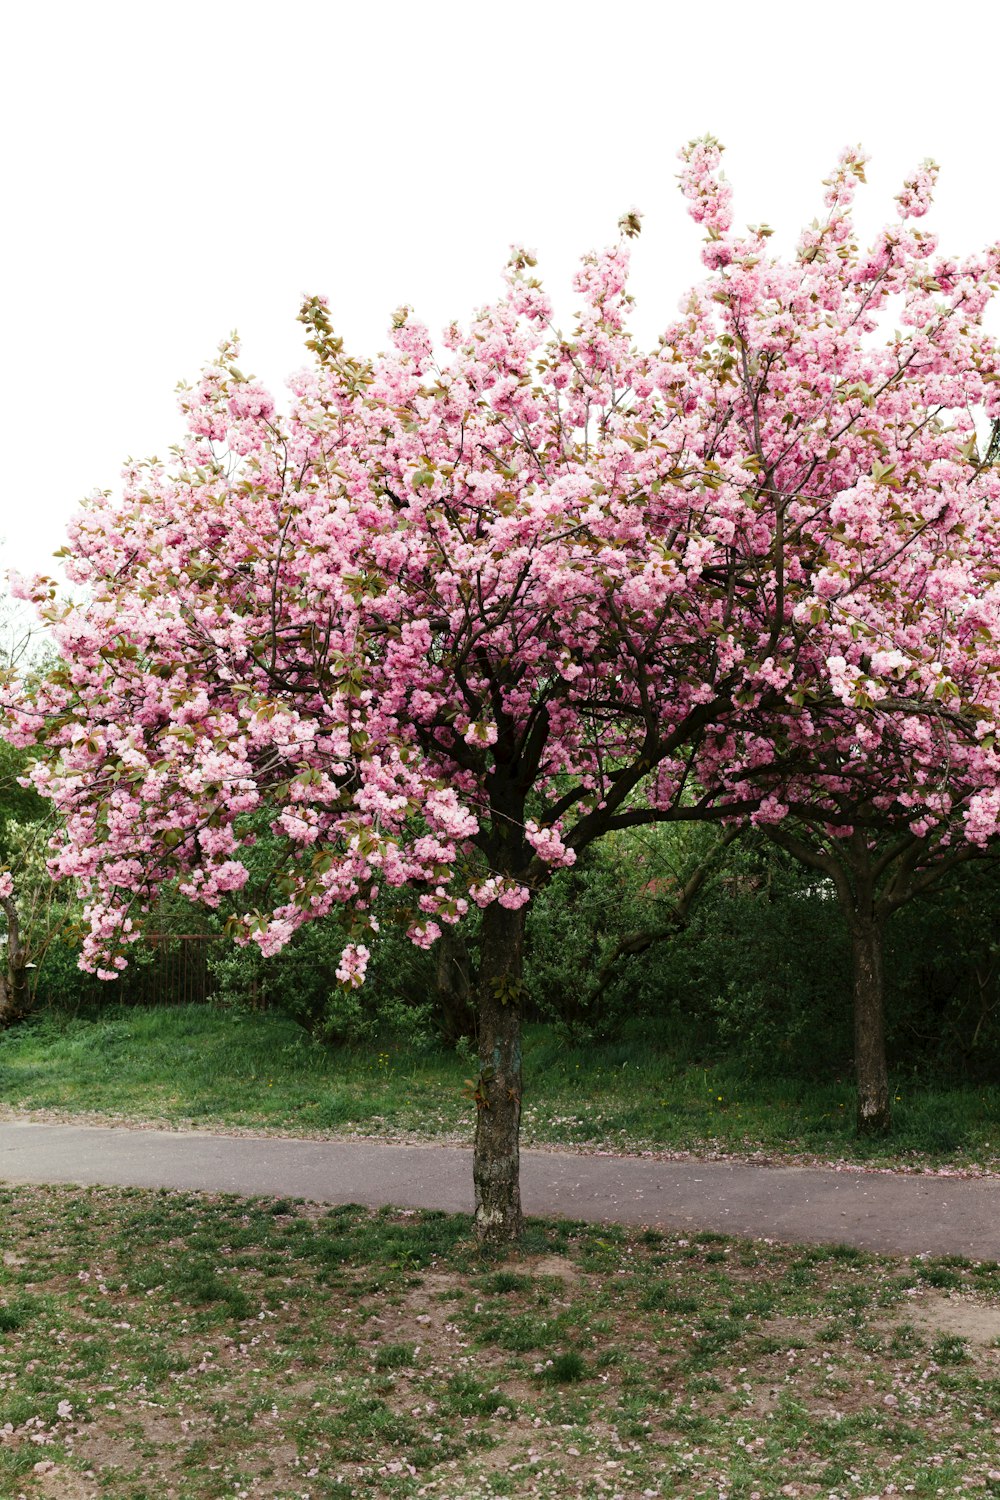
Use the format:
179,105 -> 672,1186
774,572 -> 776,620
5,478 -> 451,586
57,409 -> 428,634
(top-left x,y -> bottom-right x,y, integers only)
120,933 -> 220,1008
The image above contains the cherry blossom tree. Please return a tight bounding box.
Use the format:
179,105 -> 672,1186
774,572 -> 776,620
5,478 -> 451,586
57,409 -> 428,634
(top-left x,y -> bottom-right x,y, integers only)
7,139 -> 1000,1237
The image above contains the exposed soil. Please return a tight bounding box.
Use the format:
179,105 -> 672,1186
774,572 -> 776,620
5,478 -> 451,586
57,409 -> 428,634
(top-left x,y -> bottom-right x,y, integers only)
903,1289 -> 1000,1348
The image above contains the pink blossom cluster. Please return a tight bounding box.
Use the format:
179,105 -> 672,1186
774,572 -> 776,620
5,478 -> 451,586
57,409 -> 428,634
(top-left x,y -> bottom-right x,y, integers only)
678,136 -> 733,265
335,942 -> 370,988
524,820 -> 576,868
896,160 -> 939,220
7,138 -> 1000,976
468,879 -> 532,911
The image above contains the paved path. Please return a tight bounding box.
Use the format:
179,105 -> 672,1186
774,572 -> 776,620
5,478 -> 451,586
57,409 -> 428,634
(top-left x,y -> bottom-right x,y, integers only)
0,1119 -> 996,1259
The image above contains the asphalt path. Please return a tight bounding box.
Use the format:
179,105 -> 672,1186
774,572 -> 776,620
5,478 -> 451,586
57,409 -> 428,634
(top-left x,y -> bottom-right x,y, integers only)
0,1120 -> 997,1258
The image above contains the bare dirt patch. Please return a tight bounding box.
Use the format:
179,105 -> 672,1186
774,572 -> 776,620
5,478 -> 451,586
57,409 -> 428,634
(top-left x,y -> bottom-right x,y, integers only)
34,1470 -> 96,1494
32,1466 -> 98,1500
900,1290 -> 1000,1348
392,1269 -> 461,1342
66,1426 -> 146,1485
523,1253 -> 581,1281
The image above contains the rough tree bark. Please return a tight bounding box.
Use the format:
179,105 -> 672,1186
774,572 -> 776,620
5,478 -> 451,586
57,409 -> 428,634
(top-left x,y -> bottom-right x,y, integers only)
473,899 -> 527,1244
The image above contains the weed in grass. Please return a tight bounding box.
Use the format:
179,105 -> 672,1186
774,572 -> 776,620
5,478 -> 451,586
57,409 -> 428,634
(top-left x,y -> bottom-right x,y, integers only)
932,1333 -> 971,1364
855,1328 -> 888,1354
441,1374 -> 510,1417
373,1341 -> 416,1369
974,1263 -> 1000,1296
594,1347 -> 624,1369
825,1282 -> 873,1313
537,1351 -> 588,1383
489,1312 -> 558,1353
527,1221 -> 580,1257
640,1286 -> 699,1314
779,1266 -> 815,1290
480,1270 -> 531,1295
268,1197 -> 297,1215
177,1263 -> 253,1319
320,1392 -> 421,1460
729,1288 -> 776,1317
0,1447 -> 41,1482
0,1295 -> 40,1332
889,1322 -> 926,1357
919,1264 -> 963,1290
826,1243 -> 866,1261
750,1334 -> 787,1355
821,1317 -> 849,1342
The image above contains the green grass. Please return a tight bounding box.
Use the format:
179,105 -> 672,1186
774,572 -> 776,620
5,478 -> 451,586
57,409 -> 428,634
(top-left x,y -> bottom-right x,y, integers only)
1,1184 -> 1000,1496
3,1003 -> 1000,1170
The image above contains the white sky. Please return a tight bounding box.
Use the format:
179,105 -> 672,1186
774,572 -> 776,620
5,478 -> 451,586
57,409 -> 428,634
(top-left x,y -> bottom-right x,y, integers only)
3,0 -> 998,580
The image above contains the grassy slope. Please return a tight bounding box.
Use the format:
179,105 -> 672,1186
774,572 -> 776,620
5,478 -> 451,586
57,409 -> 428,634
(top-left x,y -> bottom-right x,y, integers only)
2,1185 -> 1000,1497
2,1004 -> 1000,1170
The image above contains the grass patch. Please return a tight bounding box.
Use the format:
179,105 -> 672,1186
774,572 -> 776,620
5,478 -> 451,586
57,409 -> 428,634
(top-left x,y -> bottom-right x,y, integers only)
4,1004 -> 1000,1170
479,1270 -> 531,1295
374,1341 -> 417,1370
0,1186 -> 999,1495
537,1350 -> 588,1384
0,1295 -> 40,1332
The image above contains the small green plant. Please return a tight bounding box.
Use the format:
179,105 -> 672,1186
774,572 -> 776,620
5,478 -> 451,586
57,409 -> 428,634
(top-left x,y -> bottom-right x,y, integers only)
374,1341 -> 417,1370
454,1033 -> 475,1066
932,1334 -> 970,1364
537,1351 -> 587,1383
441,1374 -> 509,1417
889,1323 -> 925,1358
481,1270 -> 531,1295
640,1286 -> 699,1314
0,1296 -> 39,1333
919,1265 -> 963,1290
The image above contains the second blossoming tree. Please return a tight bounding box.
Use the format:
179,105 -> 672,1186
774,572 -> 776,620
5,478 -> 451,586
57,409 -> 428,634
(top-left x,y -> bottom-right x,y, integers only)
9,140 -> 1000,1238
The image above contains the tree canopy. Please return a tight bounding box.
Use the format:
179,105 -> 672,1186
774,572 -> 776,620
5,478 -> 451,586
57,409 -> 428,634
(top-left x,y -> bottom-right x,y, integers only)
7,138 -> 1000,1235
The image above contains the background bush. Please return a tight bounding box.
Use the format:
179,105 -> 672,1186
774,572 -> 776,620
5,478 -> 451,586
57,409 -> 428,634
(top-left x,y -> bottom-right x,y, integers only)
15,807 -> 1000,1085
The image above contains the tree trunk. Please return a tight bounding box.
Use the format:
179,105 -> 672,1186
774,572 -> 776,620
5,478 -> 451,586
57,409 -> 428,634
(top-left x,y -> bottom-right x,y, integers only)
0,894 -> 27,1028
473,900 -> 527,1244
0,970 -> 15,1027
436,926 -> 476,1047
852,918 -> 891,1135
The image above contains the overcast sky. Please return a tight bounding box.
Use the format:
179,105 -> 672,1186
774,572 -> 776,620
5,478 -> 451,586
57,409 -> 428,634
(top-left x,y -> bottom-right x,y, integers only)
3,0 -> 997,581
